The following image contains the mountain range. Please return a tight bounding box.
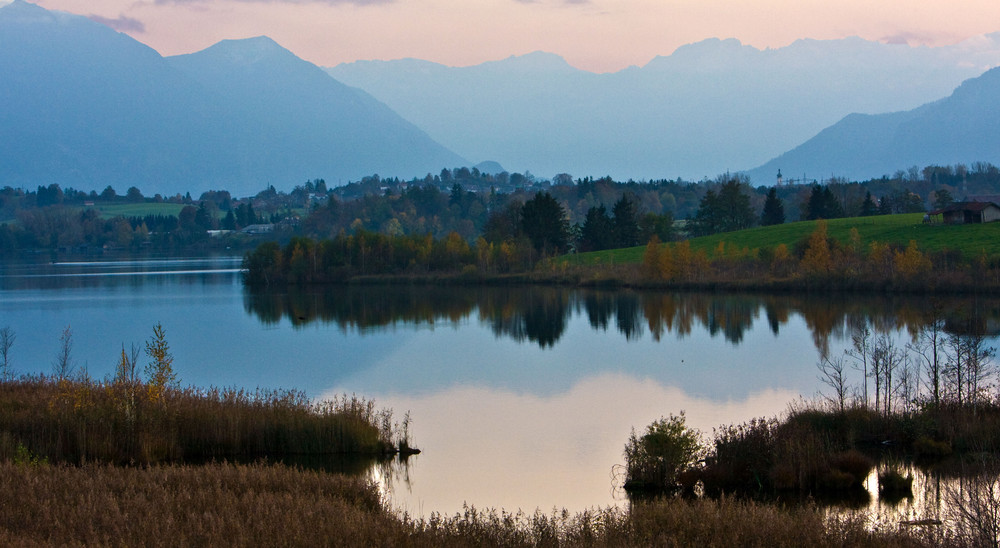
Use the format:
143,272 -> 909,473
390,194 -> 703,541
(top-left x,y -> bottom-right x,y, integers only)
746,66 -> 1000,183
328,36 -> 1000,183
0,0 -> 464,196
3,0 -> 1000,195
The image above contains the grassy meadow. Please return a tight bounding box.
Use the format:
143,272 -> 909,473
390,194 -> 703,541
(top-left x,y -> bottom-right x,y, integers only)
568,214 -> 1000,266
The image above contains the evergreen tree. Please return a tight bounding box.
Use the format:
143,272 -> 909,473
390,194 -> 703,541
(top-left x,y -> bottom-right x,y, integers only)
760,187 -> 785,226
520,192 -> 569,254
805,185 -> 845,220
860,191 -> 879,217
611,193 -> 641,248
638,212 -> 674,243
579,204 -> 614,251
691,179 -> 755,236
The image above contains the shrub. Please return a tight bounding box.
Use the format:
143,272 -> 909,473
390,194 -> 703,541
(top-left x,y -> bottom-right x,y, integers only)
877,468 -> 914,497
623,413 -> 703,493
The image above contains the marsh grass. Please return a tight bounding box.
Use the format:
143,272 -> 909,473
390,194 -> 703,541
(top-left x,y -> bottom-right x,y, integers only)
0,375 -> 410,465
0,461 -> 947,547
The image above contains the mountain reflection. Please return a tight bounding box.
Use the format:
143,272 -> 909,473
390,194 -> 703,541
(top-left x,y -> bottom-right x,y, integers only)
243,286 -> 1000,350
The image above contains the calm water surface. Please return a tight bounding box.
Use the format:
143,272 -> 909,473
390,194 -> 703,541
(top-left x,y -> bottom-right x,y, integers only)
1,256 -> 996,522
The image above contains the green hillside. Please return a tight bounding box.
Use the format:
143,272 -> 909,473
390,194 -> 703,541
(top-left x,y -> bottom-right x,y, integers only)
569,214 -> 1000,265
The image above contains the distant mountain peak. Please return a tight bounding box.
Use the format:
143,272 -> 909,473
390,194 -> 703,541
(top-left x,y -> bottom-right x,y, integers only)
0,0 -> 61,24
644,37 -> 760,70
480,50 -> 577,74
198,36 -> 294,66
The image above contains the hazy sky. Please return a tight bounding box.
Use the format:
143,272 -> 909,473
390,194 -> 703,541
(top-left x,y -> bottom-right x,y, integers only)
21,0 -> 1000,72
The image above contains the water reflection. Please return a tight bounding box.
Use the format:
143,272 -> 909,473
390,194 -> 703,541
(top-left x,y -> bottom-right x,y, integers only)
245,286 -> 1000,352
0,256 -> 243,290
329,374 -> 803,517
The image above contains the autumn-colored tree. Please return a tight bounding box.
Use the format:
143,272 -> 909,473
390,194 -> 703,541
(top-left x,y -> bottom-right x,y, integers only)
894,240 -> 932,280
800,220 -> 832,276
868,241 -> 893,279
642,236 -> 674,280
770,243 -> 793,278
673,240 -> 693,281
145,323 -> 177,402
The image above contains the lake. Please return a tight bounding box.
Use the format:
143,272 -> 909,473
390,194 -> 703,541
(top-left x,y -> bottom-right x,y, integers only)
1,255 -> 997,522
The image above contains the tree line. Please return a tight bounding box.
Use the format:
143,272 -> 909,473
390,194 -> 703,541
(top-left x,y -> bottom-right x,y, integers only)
4,161 -> 1000,256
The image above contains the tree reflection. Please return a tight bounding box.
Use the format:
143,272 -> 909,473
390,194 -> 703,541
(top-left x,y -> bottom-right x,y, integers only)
243,286 -> 1000,352
482,287 -> 571,348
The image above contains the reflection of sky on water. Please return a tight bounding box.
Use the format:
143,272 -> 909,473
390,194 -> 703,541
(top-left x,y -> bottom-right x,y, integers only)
323,375 -> 801,516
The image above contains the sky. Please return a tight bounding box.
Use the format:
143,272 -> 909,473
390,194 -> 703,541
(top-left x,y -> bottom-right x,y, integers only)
16,0 -> 1000,73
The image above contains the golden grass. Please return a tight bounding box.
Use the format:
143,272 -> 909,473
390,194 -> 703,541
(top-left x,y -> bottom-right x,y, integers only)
0,461 -> 948,547
0,376 -> 406,465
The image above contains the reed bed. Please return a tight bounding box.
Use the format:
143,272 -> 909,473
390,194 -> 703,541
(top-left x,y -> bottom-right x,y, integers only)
0,461 -> 950,547
0,376 -> 408,465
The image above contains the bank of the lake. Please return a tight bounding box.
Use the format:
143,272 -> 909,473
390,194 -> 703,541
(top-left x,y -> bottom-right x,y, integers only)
242,215 -> 1000,295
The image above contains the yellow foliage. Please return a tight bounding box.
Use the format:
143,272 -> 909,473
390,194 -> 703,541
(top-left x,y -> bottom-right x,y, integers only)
642,236 -> 674,281
657,245 -> 674,280
770,243 -> 793,278
868,241 -> 892,278
801,220 -> 832,276
145,323 -> 176,405
674,241 -> 693,281
894,240 -> 931,279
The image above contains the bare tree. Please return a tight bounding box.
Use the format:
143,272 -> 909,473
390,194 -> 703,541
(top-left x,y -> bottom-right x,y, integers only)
945,332 -> 966,405
53,325 -> 74,380
941,332 -> 994,406
870,334 -> 904,415
908,319 -> 944,405
818,355 -> 850,412
845,323 -> 872,408
0,326 -> 14,380
961,334 -> 996,407
895,352 -> 920,414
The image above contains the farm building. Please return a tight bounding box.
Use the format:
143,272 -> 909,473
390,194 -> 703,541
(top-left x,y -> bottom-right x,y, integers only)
927,201 -> 1000,224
